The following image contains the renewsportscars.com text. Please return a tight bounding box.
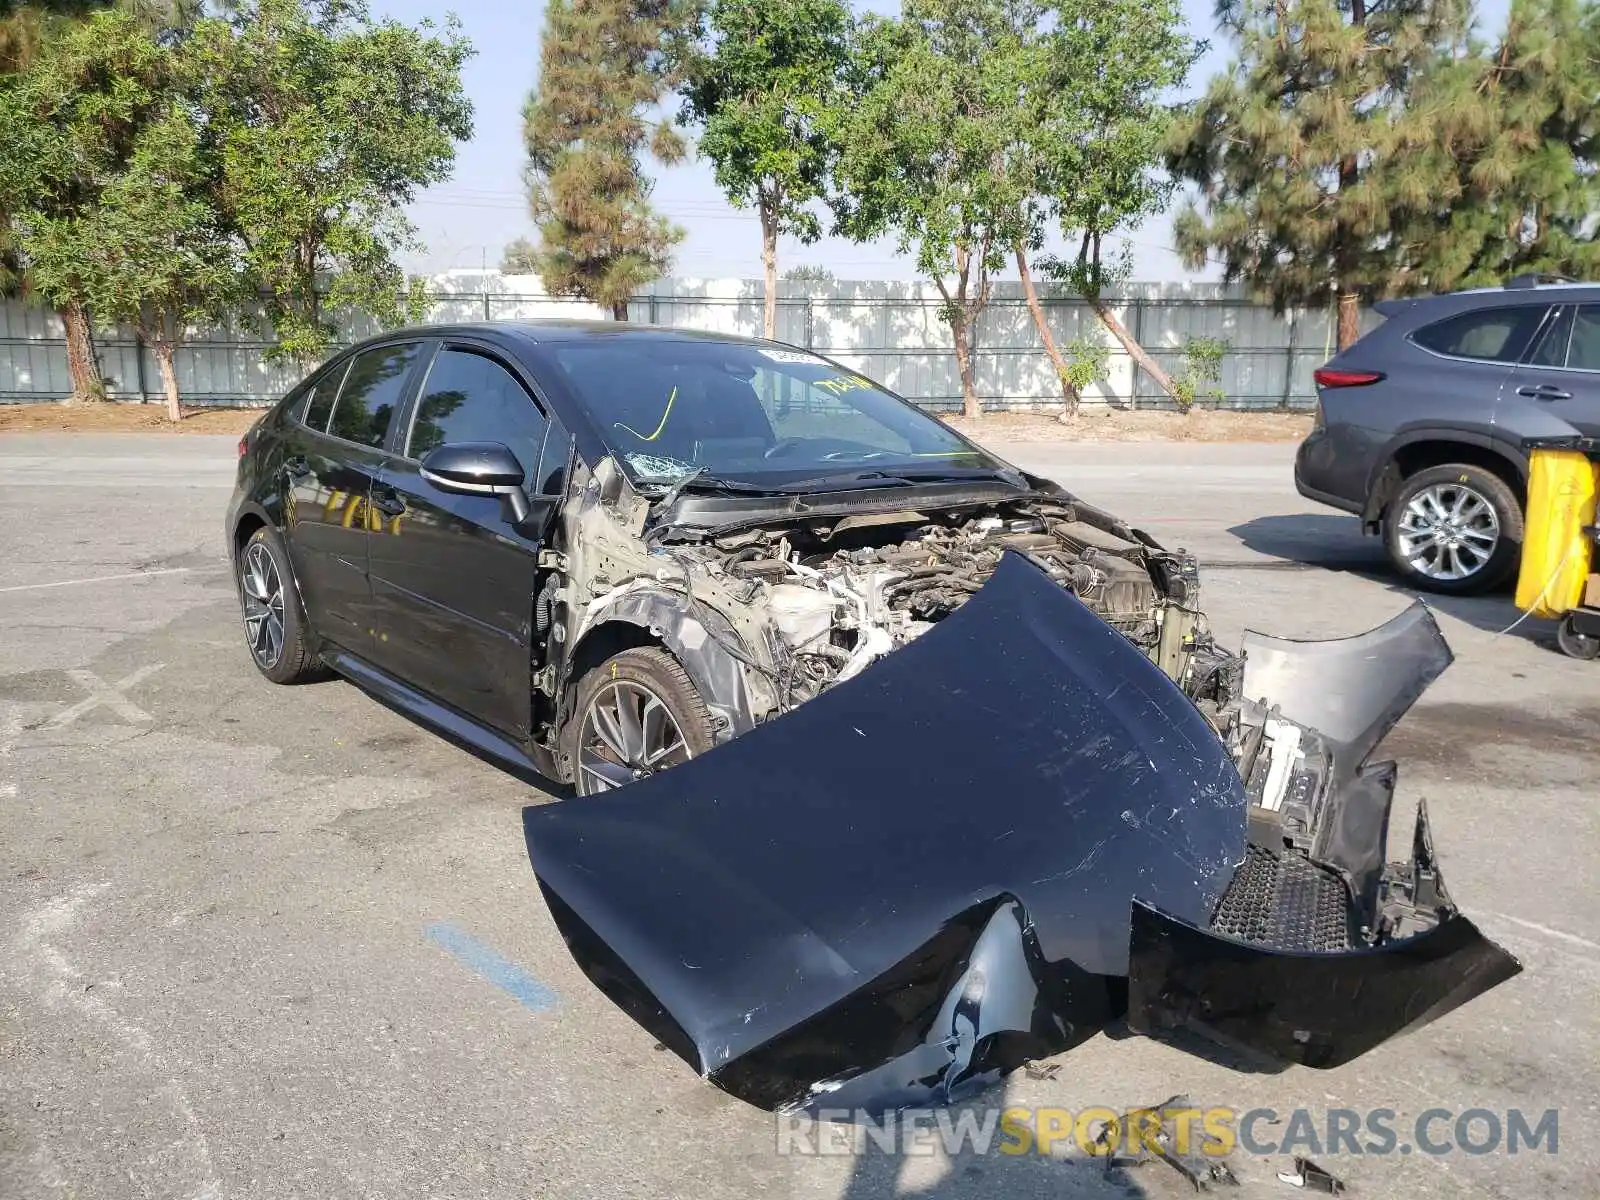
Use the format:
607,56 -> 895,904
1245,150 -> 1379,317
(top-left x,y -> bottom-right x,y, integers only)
777,1105 -> 1560,1158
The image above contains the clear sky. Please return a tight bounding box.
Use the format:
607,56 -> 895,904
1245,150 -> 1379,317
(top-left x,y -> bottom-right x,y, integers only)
374,0 -> 1513,284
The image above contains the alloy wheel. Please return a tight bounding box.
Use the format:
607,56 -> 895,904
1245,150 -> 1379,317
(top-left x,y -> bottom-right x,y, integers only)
577,680 -> 691,794
240,542 -> 286,669
1395,482 -> 1501,583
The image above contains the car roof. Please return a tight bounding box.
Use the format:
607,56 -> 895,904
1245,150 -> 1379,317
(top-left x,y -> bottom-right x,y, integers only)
353,318 -> 786,349
1372,285 -> 1600,322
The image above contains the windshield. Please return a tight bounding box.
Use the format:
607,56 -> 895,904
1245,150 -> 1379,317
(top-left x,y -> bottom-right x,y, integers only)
544,338 -> 1009,488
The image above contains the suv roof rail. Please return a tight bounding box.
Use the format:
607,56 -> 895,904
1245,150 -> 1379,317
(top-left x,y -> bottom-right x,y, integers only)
1504,273 -> 1575,288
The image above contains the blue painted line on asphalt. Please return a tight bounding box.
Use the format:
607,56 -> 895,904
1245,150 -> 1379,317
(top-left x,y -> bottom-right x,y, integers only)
425,921 -> 558,1013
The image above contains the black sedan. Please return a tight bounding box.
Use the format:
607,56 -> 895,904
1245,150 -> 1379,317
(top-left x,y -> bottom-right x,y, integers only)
227,321 -> 1517,1110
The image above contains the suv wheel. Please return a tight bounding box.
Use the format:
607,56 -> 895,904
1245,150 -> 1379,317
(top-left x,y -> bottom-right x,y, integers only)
1384,464 -> 1522,595
563,647 -> 717,795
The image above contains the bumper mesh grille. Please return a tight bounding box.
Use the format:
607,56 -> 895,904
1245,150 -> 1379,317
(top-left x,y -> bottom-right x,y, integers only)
1210,844 -> 1356,953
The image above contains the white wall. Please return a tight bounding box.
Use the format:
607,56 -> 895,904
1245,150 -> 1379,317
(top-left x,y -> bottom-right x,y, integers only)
1,273 -> 1369,410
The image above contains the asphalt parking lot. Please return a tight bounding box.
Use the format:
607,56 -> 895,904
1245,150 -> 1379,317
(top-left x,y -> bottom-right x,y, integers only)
1,431 -> 1595,1200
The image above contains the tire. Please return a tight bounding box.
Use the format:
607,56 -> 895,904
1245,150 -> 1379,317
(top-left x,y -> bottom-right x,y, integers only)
562,647 -> 717,795
1557,614 -> 1600,660
237,524 -> 321,684
1383,464 -> 1522,595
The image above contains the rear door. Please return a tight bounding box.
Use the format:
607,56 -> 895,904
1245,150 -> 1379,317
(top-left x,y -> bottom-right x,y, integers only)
282,340 -> 424,650
366,343 -> 567,737
1502,302 -> 1600,437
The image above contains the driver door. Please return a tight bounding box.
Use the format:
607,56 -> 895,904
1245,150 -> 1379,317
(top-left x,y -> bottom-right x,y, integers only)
366,344 -> 567,738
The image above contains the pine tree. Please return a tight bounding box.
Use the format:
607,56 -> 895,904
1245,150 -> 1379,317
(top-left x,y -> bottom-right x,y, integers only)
522,0 -> 691,320
1405,0 -> 1600,288
1167,0 -> 1476,349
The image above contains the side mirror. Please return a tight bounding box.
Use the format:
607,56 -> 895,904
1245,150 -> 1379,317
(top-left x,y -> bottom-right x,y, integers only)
420,442 -> 531,523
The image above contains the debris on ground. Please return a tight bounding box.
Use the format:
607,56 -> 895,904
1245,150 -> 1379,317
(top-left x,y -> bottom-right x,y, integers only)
1277,1156 -> 1347,1193
1093,1094 -> 1240,1192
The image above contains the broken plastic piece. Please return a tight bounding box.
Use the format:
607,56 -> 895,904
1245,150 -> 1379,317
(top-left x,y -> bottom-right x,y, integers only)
1277,1155 -> 1347,1193
1094,1095 -> 1240,1192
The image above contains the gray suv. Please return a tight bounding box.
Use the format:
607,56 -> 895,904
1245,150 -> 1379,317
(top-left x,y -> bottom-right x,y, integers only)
1296,277 -> 1600,593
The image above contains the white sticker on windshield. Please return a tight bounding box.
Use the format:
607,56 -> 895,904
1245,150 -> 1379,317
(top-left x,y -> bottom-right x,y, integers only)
756,347 -> 827,365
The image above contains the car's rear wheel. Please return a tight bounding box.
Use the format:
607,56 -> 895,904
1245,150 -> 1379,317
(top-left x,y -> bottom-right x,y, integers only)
238,525 -> 321,684
564,647 -> 717,795
1384,464 -> 1522,595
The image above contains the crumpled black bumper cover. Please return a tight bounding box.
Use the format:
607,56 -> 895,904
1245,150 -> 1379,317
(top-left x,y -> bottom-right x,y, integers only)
1126,810 -> 1522,1070
522,552 -> 1519,1112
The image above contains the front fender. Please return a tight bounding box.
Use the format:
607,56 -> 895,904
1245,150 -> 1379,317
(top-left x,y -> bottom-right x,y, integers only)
568,585 -> 763,743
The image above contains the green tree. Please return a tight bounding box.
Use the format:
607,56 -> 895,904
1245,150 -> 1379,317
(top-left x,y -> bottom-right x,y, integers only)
193,0 -> 473,363
2,0 -> 178,402
1167,0 -> 1476,349
783,263 -> 834,284
1405,0 -> 1600,288
1015,0 -> 1195,414
678,0 -> 852,338
501,236 -> 537,274
830,1 -> 1032,418
522,0 -> 691,320
0,7 -> 225,414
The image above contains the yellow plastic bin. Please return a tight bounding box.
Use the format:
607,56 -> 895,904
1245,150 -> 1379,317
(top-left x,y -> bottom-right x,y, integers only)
1515,446 -> 1598,618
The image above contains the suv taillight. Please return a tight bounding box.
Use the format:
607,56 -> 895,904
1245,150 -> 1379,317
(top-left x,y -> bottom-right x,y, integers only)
1313,368 -> 1385,388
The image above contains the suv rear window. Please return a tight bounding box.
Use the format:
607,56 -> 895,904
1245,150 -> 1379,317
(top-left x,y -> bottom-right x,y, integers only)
1411,306 -> 1547,362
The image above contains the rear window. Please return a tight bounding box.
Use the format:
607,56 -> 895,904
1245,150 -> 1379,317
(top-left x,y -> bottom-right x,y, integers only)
300,362 -> 347,432
1411,306 -> 1547,363
326,342 -> 421,448
1568,306 -> 1600,371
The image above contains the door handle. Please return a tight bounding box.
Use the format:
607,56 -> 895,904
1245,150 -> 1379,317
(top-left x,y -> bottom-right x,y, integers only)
371,491 -> 407,518
1517,383 -> 1573,401
284,456 -> 312,478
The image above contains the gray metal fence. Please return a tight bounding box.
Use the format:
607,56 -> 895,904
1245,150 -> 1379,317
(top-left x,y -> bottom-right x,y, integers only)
0,273 -> 1371,412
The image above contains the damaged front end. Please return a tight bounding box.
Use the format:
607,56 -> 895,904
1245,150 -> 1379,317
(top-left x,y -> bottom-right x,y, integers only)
522,553 -> 1519,1113
1127,606 -> 1523,1067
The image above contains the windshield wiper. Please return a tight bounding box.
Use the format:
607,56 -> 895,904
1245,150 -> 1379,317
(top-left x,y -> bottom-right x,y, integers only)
644,466 -> 1025,510
764,470 -> 920,493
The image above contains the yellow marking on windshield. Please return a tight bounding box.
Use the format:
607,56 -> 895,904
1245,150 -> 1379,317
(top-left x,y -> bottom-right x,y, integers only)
814,376 -> 869,397
614,385 -> 678,442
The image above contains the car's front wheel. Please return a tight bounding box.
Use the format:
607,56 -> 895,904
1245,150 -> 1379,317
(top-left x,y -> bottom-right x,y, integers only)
563,647 -> 717,795
1384,464 -> 1522,595
237,525 -> 321,684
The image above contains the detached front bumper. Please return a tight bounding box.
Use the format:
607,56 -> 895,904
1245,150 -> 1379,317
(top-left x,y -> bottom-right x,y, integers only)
522,553 -> 1519,1113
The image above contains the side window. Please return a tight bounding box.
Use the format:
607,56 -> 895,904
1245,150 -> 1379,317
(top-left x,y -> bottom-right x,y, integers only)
408,348 -> 550,484
1529,307 -> 1574,367
301,362 -> 347,432
327,342 -> 420,448
1567,306 -> 1600,371
533,427 -> 572,496
1411,306 -> 1547,362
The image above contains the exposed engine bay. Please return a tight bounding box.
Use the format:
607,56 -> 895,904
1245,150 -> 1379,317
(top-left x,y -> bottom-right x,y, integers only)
546,456 -> 1216,743
698,503 -> 1205,710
